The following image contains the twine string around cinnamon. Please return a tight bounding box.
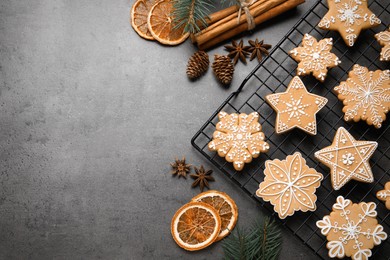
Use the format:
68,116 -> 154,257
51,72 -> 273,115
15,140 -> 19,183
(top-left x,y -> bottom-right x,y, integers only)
237,0 -> 257,30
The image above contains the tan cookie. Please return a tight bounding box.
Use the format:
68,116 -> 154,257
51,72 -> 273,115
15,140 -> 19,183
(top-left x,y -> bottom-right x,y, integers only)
377,181 -> 390,210
375,27 -> 390,61
289,34 -> 341,82
315,127 -> 377,190
256,152 -> 323,219
318,0 -> 381,47
208,111 -> 269,171
317,196 -> 387,260
334,64 -> 390,129
265,76 -> 328,135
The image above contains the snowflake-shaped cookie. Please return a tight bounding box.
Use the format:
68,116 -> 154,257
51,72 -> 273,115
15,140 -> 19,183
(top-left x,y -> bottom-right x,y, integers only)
334,64 -> 390,129
318,0 -> 381,47
375,27 -> 390,61
377,181 -> 390,210
208,111 -> 270,171
315,127 -> 377,190
317,196 -> 387,260
289,34 -> 341,82
266,76 -> 328,135
256,152 -> 323,219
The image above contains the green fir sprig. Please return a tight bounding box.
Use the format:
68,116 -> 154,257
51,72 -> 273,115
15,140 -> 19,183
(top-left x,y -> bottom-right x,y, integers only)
171,0 -> 214,34
222,217 -> 282,260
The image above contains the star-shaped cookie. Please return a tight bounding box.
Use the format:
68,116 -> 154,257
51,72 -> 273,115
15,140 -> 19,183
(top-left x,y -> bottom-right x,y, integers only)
289,34 -> 341,82
376,181 -> 390,210
265,76 -> 328,135
318,0 -> 381,47
375,27 -> 390,61
314,127 -> 378,190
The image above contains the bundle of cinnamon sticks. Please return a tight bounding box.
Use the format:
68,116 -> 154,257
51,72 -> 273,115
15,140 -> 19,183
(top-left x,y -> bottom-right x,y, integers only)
192,0 -> 305,50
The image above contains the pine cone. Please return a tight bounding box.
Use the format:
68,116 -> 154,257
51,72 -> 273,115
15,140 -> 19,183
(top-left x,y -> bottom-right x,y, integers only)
212,55 -> 234,85
186,51 -> 210,79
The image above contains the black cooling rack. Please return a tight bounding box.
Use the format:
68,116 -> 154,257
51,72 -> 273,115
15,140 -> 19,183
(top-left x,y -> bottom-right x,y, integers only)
191,0 -> 390,259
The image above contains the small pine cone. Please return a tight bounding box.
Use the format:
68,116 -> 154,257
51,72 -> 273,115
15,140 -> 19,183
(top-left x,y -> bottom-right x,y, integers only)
186,51 -> 210,79
212,55 -> 234,85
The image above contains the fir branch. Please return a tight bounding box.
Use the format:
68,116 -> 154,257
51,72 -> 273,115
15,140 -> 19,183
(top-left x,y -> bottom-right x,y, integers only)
171,0 -> 214,34
223,217 -> 282,260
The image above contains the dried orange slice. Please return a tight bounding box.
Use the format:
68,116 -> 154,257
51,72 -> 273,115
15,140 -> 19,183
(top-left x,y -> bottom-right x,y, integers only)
192,190 -> 238,241
130,0 -> 155,40
147,0 -> 189,45
171,202 -> 221,251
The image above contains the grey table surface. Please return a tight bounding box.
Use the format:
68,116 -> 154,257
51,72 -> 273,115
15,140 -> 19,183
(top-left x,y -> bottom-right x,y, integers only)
0,0 -> 321,259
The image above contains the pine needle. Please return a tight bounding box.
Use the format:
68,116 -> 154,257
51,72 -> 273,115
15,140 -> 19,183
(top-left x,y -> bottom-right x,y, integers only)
223,217 -> 282,260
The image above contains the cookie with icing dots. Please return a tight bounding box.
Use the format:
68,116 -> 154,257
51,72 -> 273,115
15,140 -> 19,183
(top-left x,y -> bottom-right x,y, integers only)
334,64 -> 390,129
256,152 -> 323,219
315,127 -> 378,190
377,181 -> 390,210
208,111 -> 270,171
375,26 -> 390,61
265,76 -> 328,135
318,0 -> 381,47
289,34 -> 341,82
317,196 -> 387,260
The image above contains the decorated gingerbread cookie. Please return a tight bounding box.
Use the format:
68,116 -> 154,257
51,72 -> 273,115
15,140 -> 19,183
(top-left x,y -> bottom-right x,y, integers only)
208,111 -> 270,171
289,34 -> 341,82
334,64 -> 390,129
375,27 -> 390,61
256,152 -> 323,219
317,196 -> 387,260
265,76 -> 328,135
315,127 -> 377,190
318,0 -> 381,47
377,181 -> 390,210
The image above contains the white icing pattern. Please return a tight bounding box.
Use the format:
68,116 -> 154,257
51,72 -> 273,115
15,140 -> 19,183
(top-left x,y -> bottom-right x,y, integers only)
334,64 -> 390,129
317,196 -> 387,260
375,27 -> 390,61
208,111 -> 270,171
256,152 -> 323,219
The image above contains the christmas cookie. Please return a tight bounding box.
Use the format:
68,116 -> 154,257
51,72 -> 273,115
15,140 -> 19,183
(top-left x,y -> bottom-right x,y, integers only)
318,0 -> 381,47
375,27 -> 390,61
289,34 -> 341,82
334,64 -> 390,129
314,127 -> 377,190
208,111 -> 269,171
377,181 -> 390,210
316,196 -> 387,260
265,76 -> 328,135
256,152 -> 323,219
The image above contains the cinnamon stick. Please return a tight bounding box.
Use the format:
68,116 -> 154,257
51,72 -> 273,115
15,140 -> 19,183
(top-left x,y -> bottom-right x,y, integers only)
198,0 -> 305,50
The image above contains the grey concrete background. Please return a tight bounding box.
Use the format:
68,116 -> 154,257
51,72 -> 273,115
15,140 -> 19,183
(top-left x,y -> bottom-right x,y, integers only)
0,0 -> 319,259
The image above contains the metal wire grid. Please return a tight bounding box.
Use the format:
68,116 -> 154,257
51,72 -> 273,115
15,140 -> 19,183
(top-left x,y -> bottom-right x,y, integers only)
191,0 -> 390,259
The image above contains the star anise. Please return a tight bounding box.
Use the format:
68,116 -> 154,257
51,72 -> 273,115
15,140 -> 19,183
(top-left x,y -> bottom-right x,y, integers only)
224,40 -> 251,65
248,39 -> 272,62
190,165 -> 215,192
170,157 -> 191,178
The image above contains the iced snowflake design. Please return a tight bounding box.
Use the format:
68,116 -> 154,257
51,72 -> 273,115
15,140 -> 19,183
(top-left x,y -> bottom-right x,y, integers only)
376,181 -> 390,210
317,196 -> 387,260
256,152 -> 323,219
208,111 -> 269,171
290,34 -> 341,82
375,27 -> 390,61
318,0 -> 381,47
315,127 -> 377,190
266,76 -> 328,135
334,64 -> 390,129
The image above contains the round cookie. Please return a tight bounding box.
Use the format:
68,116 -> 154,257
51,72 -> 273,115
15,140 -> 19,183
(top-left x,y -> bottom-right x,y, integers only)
317,196 -> 387,260
208,111 -> 270,171
256,152 -> 323,219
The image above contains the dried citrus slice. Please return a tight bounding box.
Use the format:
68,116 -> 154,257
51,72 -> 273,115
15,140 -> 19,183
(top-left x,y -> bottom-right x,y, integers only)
192,190 -> 238,241
147,0 -> 189,45
130,0 -> 155,40
171,202 -> 221,251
